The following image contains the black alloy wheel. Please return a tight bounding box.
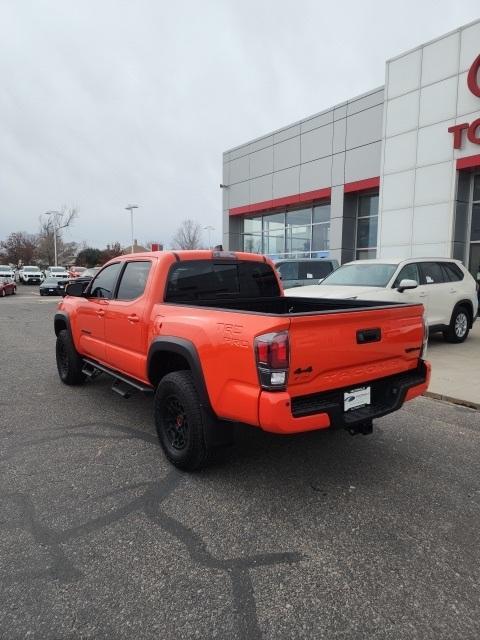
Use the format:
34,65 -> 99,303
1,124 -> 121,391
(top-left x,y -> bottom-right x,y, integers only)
154,370 -> 213,471
55,329 -> 86,385
161,395 -> 189,450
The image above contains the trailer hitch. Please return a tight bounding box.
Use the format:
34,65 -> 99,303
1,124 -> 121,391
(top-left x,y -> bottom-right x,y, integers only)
347,420 -> 373,436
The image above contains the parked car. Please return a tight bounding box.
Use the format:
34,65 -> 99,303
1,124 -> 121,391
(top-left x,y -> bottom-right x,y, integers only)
59,267 -> 102,295
54,250 -> 429,470
0,277 -> 16,297
45,266 -> 70,280
0,265 -> 15,280
73,266 -> 100,281
286,258 -> 479,343
275,258 -> 339,289
18,265 -> 44,284
39,277 -> 66,296
68,266 -> 87,278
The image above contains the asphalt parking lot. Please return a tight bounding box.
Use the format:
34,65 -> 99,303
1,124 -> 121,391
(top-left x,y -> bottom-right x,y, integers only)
1,286 -> 479,639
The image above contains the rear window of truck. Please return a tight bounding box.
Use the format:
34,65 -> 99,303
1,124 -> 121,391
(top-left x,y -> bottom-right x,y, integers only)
165,260 -> 280,301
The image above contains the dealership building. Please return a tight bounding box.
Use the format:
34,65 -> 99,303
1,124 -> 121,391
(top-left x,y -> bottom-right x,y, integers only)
222,19 -> 480,281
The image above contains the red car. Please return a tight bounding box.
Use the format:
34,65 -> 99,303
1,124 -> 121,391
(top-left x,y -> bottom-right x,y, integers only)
0,278 -> 16,297
68,266 -> 86,278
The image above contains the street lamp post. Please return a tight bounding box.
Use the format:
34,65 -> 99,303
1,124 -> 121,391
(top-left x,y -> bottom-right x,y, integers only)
125,204 -> 139,254
204,225 -> 215,249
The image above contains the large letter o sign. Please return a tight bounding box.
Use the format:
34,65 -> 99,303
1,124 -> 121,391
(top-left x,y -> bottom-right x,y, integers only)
467,54 -> 480,97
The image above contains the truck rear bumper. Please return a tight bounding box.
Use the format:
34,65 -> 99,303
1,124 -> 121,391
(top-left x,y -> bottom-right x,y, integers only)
258,360 -> 431,434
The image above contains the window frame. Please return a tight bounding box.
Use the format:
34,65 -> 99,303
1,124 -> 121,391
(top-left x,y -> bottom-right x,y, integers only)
163,259 -> 281,302
241,200 -> 331,259
391,262 -> 421,288
418,261 -> 446,286
86,262 -> 123,299
440,262 -> 464,283
114,260 -> 153,302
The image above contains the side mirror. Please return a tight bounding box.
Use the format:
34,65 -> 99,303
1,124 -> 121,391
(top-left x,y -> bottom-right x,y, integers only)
65,281 -> 87,297
317,278 -> 324,284
397,278 -> 418,293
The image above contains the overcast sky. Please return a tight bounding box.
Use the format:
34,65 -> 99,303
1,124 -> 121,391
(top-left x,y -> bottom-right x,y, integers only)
0,0 -> 478,250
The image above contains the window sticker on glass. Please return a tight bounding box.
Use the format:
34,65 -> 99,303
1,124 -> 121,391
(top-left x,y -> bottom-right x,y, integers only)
306,273 -> 313,278
426,275 -> 434,283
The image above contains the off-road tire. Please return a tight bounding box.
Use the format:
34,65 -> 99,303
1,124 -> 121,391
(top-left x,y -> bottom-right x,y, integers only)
443,306 -> 470,343
154,371 -> 212,471
56,329 -> 86,385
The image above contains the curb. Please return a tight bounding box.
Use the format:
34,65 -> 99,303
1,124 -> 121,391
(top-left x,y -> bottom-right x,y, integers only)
424,391 -> 480,411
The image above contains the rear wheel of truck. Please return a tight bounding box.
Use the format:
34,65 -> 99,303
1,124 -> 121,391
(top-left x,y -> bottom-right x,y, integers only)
56,329 -> 86,385
154,371 -> 212,471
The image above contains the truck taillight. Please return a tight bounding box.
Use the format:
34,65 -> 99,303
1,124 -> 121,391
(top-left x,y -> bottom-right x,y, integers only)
254,331 -> 289,391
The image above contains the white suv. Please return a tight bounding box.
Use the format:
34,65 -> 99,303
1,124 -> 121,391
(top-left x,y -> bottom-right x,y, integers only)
0,265 -> 15,279
45,266 -> 70,279
286,258 -> 479,343
19,265 -> 44,285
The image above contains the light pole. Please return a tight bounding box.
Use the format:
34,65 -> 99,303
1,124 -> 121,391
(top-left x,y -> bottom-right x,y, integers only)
204,225 -> 215,249
45,211 -> 59,266
125,204 -> 139,253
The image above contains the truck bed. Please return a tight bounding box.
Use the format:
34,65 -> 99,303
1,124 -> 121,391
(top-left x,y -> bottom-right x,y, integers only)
165,295 -> 408,315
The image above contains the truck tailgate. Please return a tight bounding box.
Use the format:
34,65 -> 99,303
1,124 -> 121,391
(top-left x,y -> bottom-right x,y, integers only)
287,303 -> 424,396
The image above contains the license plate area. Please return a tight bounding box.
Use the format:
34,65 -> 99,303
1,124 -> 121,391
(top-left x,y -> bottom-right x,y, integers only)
344,386 -> 371,412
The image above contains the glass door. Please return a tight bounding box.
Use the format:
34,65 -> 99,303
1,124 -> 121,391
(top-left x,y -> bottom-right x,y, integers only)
468,173 -> 480,285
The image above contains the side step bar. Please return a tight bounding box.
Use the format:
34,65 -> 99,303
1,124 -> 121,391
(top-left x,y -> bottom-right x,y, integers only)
82,358 -> 154,398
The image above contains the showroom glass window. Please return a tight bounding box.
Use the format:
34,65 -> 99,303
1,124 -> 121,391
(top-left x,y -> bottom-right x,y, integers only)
241,201 -> 331,259
468,173 -> 480,285
356,193 -> 379,260
243,217 -> 263,254
264,213 -> 286,256
312,204 -> 330,253
286,208 -> 311,255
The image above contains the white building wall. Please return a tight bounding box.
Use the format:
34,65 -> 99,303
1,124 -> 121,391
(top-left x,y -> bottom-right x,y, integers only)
222,87 -> 384,260
378,19 -> 480,259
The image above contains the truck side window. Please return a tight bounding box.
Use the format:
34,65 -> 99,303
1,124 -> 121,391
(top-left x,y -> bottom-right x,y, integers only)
116,261 -> 152,300
88,263 -> 122,299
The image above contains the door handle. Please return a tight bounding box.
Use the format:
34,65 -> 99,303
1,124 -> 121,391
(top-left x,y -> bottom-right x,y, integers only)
127,314 -> 139,323
96,309 -> 105,317
418,293 -> 427,298
450,289 -> 457,294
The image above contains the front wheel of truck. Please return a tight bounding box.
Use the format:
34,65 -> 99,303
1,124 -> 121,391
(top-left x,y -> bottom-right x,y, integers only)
154,370 -> 212,471
56,329 -> 86,385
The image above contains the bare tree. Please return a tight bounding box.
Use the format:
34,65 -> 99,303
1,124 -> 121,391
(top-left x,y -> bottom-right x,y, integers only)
171,219 -> 203,250
0,231 -> 38,266
101,242 -> 123,262
38,206 -> 78,265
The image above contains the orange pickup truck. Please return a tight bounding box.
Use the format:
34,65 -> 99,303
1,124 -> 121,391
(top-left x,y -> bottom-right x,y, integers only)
54,250 -> 430,470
